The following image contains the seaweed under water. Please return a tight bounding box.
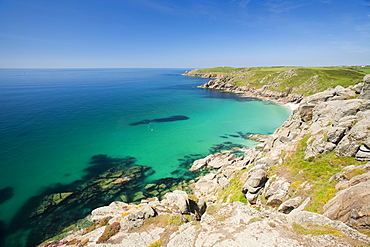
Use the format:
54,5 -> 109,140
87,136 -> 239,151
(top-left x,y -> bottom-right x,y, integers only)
5,152 -> 207,247
6,155 -> 151,247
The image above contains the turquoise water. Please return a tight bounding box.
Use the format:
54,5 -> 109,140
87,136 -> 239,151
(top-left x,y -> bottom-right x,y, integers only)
0,68 -> 291,245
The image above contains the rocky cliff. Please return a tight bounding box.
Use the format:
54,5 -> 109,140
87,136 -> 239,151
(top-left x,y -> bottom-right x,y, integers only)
41,75 -> 370,247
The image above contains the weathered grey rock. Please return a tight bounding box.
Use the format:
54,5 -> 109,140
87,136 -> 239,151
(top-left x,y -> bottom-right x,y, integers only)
278,197 -> 302,214
264,176 -> 290,207
298,104 -> 315,122
327,127 -> 346,144
190,155 -> 213,171
335,136 -> 360,157
242,168 -> 268,194
207,153 -> 236,169
356,145 -> 370,161
245,191 -> 259,204
162,190 -> 189,214
354,82 -> 364,94
255,157 -> 275,168
324,181 -> 370,229
289,210 -> 370,245
359,74 -> 370,99
91,203 -> 128,222
336,172 -> 370,191
305,134 -> 336,160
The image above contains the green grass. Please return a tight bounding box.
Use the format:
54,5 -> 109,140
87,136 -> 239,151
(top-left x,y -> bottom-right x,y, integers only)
218,171 -> 248,204
292,223 -> 344,237
187,66 -> 366,96
188,67 -> 244,74
275,135 -> 367,213
148,240 -> 162,247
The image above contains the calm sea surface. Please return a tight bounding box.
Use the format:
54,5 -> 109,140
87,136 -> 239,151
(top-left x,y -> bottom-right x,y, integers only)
0,68 -> 291,246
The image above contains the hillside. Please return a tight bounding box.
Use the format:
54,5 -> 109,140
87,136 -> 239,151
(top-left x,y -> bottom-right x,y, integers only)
184,66 -> 368,96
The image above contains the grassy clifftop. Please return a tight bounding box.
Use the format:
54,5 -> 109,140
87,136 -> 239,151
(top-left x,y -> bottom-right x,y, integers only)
187,66 -> 369,95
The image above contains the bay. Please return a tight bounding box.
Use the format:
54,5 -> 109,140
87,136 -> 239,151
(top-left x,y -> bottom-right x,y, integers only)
0,68 -> 291,246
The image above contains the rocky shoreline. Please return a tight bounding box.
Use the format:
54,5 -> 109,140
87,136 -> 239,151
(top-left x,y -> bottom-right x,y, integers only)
40,74 -> 370,246
183,70 -> 304,104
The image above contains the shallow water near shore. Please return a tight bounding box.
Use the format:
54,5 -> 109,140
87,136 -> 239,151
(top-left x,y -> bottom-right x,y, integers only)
0,68 -> 291,246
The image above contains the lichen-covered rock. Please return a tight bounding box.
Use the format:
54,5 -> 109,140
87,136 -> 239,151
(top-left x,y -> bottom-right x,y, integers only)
190,154 -> 214,171
264,176 -> 290,207
161,190 -> 190,214
242,166 -> 268,194
30,192 -> 73,217
206,152 -> 236,169
278,197 -> 302,214
356,145 -> 370,161
359,74 -> 370,99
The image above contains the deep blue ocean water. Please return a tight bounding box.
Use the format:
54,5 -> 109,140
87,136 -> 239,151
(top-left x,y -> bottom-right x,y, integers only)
0,68 -> 291,246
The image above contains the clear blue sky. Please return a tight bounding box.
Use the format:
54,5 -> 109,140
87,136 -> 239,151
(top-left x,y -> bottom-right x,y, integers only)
0,0 -> 369,68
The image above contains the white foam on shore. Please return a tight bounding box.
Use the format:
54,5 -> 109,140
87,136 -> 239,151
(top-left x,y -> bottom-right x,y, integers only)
284,102 -> 300,111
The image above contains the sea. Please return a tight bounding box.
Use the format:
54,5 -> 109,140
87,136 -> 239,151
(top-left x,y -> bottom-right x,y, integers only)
0,68 -> 291,246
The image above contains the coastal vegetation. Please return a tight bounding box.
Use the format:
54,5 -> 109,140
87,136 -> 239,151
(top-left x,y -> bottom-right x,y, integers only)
270,135 -> 367,214
186,66 -> 368,95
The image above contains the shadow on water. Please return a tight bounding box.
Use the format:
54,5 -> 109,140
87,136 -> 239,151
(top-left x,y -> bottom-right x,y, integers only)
6,155 -> 153,247
129,115 -> 189,126
202,89 -> 260,102
0,220 -> 5,247
0,186 -> 14,205
5,150 -> 216,247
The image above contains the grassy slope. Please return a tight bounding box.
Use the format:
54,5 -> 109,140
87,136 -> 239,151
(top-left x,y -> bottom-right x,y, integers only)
188,66 -> 368,96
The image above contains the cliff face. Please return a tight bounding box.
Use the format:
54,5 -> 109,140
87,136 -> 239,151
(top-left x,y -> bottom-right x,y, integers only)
197,76 -> 304,104
41,75 -> 370,247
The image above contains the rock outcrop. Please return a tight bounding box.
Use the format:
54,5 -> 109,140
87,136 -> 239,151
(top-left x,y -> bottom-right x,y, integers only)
197,77 -> 304,104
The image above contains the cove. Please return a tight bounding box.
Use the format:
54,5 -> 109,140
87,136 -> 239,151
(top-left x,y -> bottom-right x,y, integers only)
0,68 -> 291,246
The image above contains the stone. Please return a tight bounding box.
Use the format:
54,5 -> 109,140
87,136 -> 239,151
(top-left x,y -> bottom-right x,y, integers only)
264,176 -> 290,207
144,183 -> 157,191
305,134 -> 336,160
354,82 -> 364,94
30,192 -> 73,217
335,136 -> 360,157
120,194 -> 129,202
245,192 -> 259,204
162,190 -> 189,214
359,74 -> 370,99
111,177 -> 131,184
324,181 -> 370,229
326,127 -> 346,144
242,168 -> 268,194
298,104 -> 315,122
132,191 -> 146,202
356,145 -> 370,161
190,155 -> 212,171
207,153 -> 236,169
278,197 -> 302,214
335,172 -> 370,191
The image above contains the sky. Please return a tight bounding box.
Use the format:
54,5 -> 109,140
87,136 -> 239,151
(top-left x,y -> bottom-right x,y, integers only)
0,0 -> 369,68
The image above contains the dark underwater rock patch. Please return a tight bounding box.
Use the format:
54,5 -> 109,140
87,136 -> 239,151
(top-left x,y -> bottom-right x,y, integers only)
202,89 -> 260,102
129,115 -> 189,126
0,186 -> 14,205
7,155 -> 153,247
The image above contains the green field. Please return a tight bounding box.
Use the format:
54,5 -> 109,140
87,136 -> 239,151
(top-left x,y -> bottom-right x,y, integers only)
188,66 -> 369,95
